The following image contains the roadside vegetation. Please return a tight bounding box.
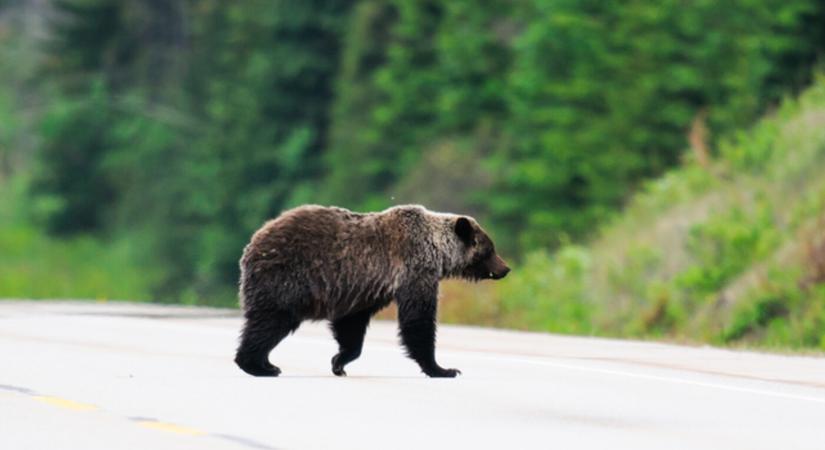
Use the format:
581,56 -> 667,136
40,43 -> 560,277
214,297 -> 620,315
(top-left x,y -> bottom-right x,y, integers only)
442,79 -> 825,350
1,1 -> 824,350
0,178 -> 156,301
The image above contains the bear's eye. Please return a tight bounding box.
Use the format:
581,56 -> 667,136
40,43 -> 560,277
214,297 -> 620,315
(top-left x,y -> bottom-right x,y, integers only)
476,249 -> 492,261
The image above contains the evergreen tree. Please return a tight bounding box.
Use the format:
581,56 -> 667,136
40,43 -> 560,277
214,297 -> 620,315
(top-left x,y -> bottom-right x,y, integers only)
158,0 -> 355,295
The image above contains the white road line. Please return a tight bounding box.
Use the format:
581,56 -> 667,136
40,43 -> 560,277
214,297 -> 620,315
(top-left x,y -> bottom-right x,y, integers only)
283,334 -> 825,403
459,353 -> 825,404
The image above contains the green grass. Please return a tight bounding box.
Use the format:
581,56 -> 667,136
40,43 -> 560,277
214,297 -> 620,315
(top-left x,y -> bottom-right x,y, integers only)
0,178 -> 155,301
442,75 -> 825,351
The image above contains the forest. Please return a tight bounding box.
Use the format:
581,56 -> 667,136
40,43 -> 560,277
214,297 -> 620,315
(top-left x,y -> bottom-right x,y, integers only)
1,0 -> 825,348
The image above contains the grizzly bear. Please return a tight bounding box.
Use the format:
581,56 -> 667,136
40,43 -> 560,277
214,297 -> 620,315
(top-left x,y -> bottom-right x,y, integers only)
234,204 -> 510,378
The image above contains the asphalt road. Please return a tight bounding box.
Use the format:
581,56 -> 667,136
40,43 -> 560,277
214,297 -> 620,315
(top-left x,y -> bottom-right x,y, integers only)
1,300 -> 824,450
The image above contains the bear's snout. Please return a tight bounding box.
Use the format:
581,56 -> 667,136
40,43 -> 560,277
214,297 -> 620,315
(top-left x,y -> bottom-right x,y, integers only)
492,266 -> 510,279
488,255 -> 510,280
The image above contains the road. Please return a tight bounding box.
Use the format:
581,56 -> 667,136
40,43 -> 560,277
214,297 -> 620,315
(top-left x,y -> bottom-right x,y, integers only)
0,301 -> 824,450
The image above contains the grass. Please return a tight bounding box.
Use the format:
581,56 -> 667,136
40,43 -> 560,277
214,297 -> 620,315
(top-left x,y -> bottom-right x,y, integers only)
0,177 -> 156,301
440,75 -> 825,351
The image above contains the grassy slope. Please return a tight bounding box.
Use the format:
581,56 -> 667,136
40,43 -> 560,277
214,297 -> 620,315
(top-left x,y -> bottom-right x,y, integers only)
442,76 -> 825,351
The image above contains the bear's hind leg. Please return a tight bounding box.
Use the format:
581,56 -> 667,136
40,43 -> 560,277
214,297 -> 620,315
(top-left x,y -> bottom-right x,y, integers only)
330,309 -> 372,376
235,312 -> 300,377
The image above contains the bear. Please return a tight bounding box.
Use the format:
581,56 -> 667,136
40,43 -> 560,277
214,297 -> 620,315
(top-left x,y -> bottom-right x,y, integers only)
234,204 -> 510,378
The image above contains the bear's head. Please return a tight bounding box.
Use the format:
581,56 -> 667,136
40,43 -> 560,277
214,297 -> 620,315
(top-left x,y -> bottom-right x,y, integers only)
454,217 -> 510,281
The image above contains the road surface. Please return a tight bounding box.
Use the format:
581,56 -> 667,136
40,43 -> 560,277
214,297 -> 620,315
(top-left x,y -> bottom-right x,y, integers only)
0,300 -> 824,450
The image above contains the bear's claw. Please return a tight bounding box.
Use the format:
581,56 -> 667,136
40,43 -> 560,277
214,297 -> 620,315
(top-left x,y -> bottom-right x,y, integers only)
331,354 -> 347,376
235,353 -> 281,377
425,367 -> 462,378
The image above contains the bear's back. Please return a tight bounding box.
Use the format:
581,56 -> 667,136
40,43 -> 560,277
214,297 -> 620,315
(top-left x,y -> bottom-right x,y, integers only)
244,206 -> 364,265
241,205 -> 416,318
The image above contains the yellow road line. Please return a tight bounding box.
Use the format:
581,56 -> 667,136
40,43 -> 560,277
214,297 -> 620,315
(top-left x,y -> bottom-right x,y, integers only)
34,396 -> 98,411
33,393 -> 205,438
136,420 -> 205,436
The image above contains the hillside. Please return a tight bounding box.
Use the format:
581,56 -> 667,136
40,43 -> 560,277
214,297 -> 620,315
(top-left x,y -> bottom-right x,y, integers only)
441,77 -> 825,351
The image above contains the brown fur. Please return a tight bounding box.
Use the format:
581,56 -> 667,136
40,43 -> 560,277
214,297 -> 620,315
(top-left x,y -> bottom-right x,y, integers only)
235,204 -> 509,377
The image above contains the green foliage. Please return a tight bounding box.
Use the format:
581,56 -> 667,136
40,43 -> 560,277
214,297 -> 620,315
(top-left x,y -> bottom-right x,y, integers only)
677,204 -> 780,294
322,0 -> 396,207
723,289 -> 790,343
33,81 -> 117,234
29,0 -> 354,302
486,78 -> 825,349
495,0 -> 825,249
323,0 -> 512,211
0,224 -> 154,300
495,248 -> 592,334
719,266 -> 825,349
0,177 -> 155,300
3,0 -> 825,354
172,0 -> 353,297
0,3 -> 42,180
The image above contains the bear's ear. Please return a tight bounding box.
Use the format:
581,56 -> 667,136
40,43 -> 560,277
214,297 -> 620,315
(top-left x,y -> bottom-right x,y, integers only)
454,217 -> 475,246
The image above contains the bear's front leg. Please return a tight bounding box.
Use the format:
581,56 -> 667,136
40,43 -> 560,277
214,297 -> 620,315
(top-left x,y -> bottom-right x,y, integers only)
396,281 -> 461,378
